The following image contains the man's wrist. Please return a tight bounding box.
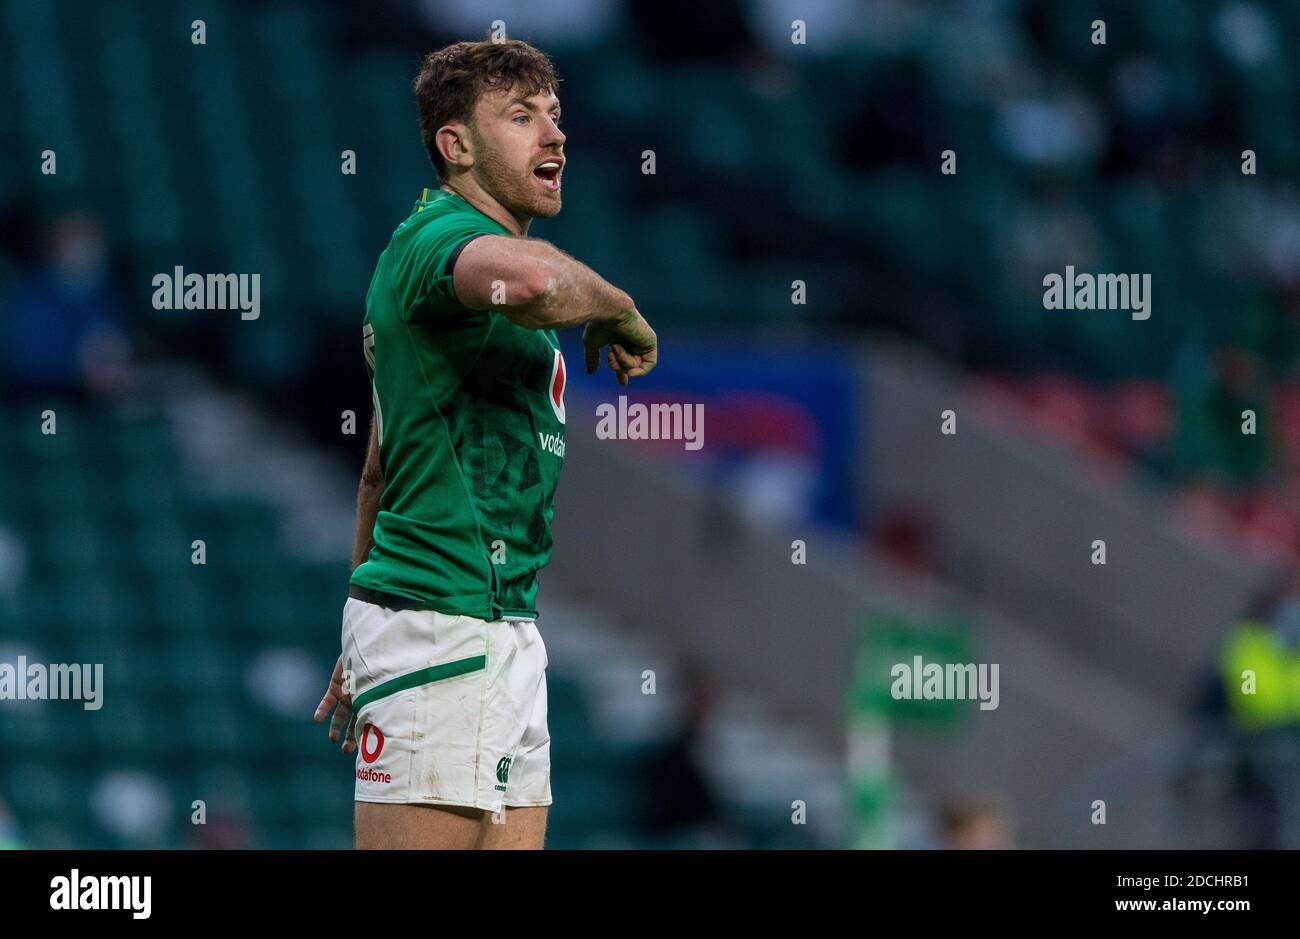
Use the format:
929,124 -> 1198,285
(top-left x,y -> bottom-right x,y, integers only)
597,297 -> 636,326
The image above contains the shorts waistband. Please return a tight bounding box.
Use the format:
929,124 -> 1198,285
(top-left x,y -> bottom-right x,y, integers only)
348,584 -> 536,623
348,583 -> 432,612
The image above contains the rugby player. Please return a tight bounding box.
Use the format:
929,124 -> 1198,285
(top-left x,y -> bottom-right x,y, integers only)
313,38 -> 657,849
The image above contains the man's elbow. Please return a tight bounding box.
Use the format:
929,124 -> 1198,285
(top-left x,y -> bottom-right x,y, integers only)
511,258 -> 558,314
495,269 -> 559,329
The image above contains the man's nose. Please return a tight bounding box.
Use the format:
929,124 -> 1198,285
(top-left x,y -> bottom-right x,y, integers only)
541,119 -> 565,148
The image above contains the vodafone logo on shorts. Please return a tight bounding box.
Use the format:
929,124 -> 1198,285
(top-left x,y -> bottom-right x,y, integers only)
361,723 -> 384,763
356,722 -> 392,784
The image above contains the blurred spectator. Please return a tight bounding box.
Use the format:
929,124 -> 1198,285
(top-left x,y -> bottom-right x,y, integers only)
1182,573 -> 1300,847
636,669 -> 723,838
188,809 -> 252,850
935,792 -> 1014,849
1220,573 -> 1300,846
1171,345 -> 1272,488
873,507 -> 939,577
2,212 -> 133,403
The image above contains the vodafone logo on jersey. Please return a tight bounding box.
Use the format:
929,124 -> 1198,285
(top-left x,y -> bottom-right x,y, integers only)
548,348 -> 566,424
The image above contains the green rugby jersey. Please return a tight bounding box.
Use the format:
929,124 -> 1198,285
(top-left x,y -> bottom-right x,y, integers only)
351,187 -> 568,621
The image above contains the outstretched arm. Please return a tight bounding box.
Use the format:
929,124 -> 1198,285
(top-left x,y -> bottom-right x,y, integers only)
453,235 -> 657,385
454,235 -> 632,328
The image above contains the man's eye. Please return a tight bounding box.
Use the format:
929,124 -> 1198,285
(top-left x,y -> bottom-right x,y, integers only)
513,114 -> 528,124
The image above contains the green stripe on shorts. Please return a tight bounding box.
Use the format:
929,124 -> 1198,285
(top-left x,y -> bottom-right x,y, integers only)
352,655 -> 486,712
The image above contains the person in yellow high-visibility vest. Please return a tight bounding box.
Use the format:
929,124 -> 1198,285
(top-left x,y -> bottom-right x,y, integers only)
1211,580 -> 1300,848
1220,618 -> 1300,730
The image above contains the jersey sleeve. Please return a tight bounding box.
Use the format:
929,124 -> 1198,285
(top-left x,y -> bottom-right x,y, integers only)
399,212 -> 501,322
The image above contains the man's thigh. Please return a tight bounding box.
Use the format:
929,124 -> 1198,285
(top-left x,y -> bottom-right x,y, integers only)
475,805 -> 548,850
355,801 -> 483,850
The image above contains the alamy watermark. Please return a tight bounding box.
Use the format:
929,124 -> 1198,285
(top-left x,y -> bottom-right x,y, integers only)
890,655 -> 999,710
0,656 -> 103,710
595,396 -> 704,451
50,869 -> 150,919
151,266 -> 260,320
1042,265 -> 1150,321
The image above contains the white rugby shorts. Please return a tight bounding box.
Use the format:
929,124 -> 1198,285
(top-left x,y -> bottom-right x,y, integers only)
341,595 -> 551,812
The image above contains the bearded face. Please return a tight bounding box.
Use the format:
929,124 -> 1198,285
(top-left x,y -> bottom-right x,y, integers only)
465,87 -> 565,222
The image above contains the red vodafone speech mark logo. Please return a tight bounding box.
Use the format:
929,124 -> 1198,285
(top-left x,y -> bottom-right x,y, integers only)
360,723 -> 385,764
548,349 -> 566,424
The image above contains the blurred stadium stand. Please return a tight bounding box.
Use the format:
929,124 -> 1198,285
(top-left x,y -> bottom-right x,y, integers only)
0,372 -> 842,848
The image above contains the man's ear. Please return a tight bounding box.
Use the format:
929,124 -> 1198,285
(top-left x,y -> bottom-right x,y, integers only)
436,123 -> 474,171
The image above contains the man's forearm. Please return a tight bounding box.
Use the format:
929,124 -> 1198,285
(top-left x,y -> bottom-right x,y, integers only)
455,235 -> 640,330
453,236 -> 656,380
511,245 -> 634,330
351,479 -> 381,572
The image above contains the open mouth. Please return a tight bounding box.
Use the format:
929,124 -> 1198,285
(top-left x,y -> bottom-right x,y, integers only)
533,161 -> 562,191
